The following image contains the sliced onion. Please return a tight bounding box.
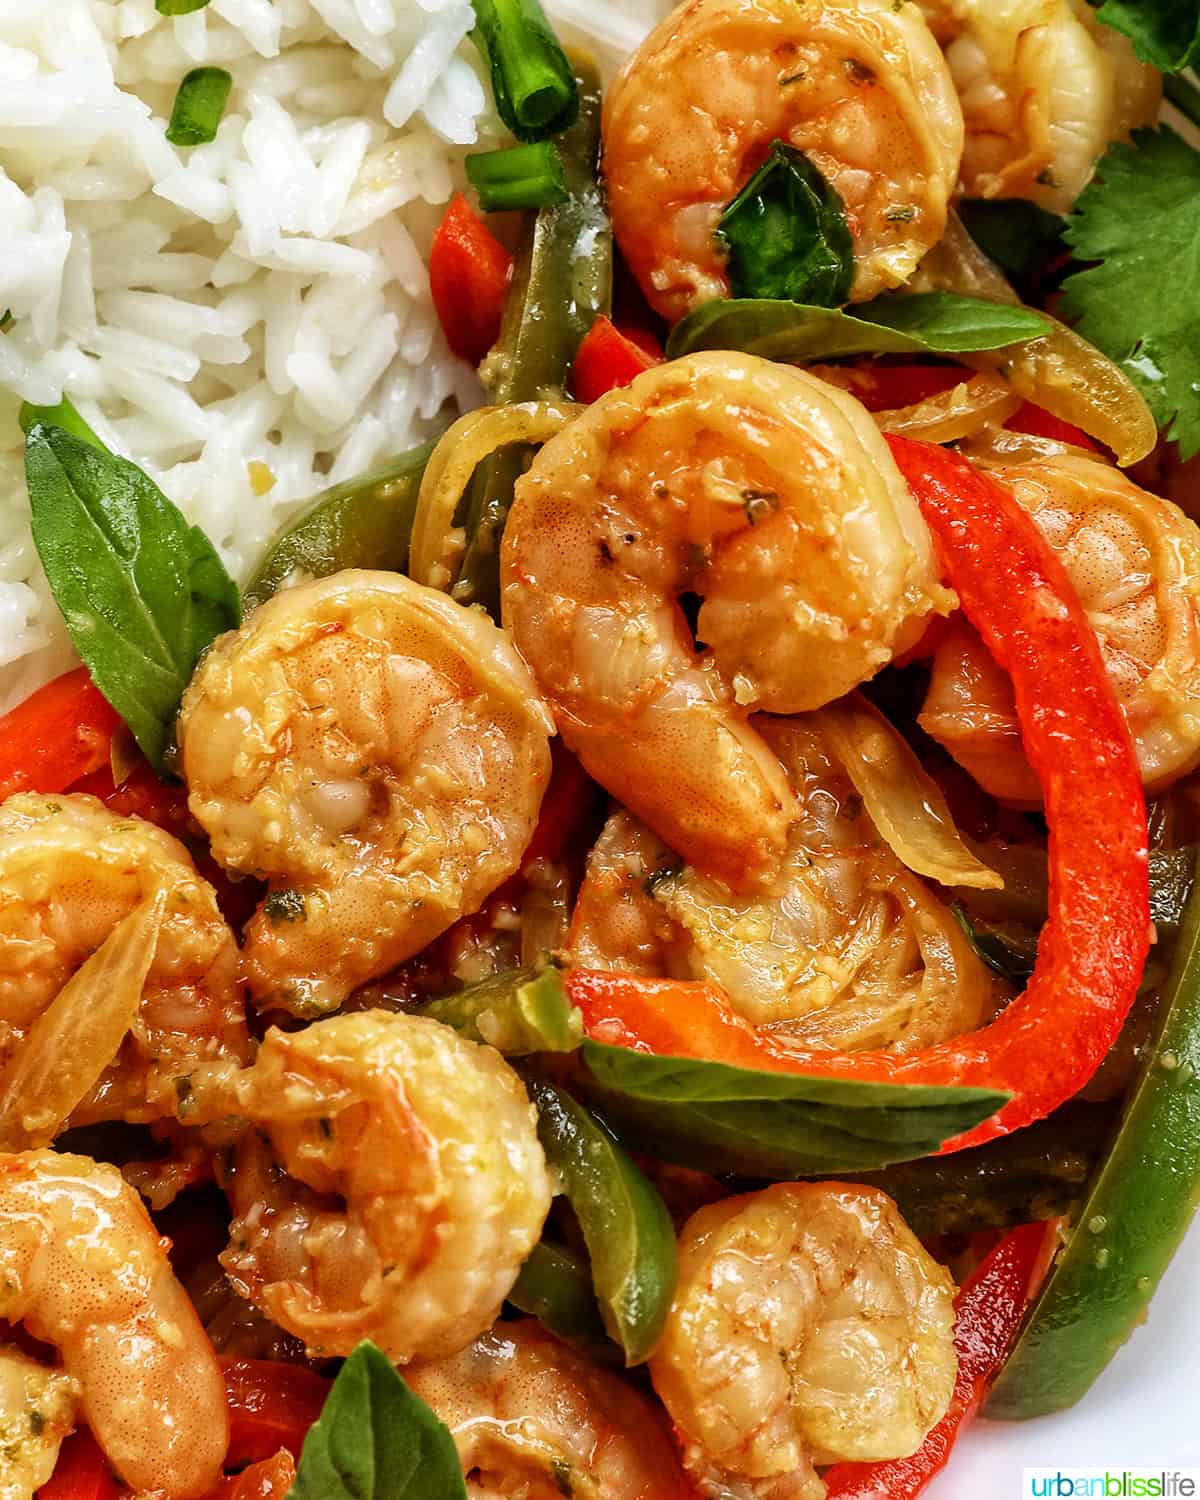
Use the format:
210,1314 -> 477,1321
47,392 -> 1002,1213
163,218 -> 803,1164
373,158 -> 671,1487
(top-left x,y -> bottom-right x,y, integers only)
815,693 -> 1003,891
409,400 -> 582,591
0,888 -> 166,1149
915,213 -> 1156,467
873,373 -> 1021,444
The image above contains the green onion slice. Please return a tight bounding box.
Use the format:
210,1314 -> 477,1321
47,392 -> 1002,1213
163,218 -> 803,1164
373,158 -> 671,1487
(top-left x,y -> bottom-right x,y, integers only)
466,140 -> 567,213
470,0 -> 578,142
166,66 -> 232,147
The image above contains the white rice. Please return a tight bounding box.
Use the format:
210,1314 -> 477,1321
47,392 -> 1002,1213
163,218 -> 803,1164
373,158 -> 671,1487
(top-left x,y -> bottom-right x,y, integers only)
0,0 -> 660,712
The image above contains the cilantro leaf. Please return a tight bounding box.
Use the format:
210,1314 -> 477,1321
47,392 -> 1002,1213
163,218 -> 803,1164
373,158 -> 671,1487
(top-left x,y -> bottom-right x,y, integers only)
1095,0 -> 1200,72
1061,127 -> 1200,459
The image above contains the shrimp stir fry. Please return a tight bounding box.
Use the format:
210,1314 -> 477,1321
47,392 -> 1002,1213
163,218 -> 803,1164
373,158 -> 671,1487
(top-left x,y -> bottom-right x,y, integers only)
406,1320 -> 695,1497
216,1011 -> 551,1361
0,1346 -> 78,1500
573,714 -> 1003,1053
501,351 -> 952,887
652,1183 -> 958,1499
922,447 -> 1200,800
180,570 -> 553,1014
604,0 -> 964,318
0,794 -> 247,1125
916,0 -> 1158,211
0,1151 -> 228,1497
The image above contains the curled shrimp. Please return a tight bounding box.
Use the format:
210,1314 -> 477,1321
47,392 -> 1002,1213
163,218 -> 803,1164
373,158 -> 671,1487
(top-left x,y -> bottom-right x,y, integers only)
603,0 -> 963,320
405,1319 -> 695,1498
0,1345 -> 78,1500
572,714 -> 1002,1053
501,352 -> 952,888
916,0 -> 1158,211
651,1183 -> 957,1499
0,793 -> 247,1126
217,1010 -> 551,1362
921,448 -> 1200,800
178,570 -> 554,1015
0,1150 -> 228,1497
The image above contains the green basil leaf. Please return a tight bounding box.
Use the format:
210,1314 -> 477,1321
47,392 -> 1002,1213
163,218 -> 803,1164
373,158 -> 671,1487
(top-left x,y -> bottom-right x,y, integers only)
950,905 -> 1038,985
1095,0 -> 1200,72
957,198 -> 1067,281
24,422 -> 241,771
527,1079 -> 677,1366
508,1240 -> 610,1349
20,396 -> 105,452
716,140 -> 853,306
577,1041 -> 1009,1177
289,1341 -> 466,1500
421,967 -> 582,1055
667,290 -> 1049,361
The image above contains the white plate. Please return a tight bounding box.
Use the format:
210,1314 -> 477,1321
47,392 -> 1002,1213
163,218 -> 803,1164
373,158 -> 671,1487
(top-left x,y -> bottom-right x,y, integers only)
927,1213 -> 1200,1497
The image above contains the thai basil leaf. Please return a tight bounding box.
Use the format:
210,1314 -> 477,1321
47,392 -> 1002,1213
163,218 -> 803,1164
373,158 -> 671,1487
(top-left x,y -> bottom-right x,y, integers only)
527,1079 -> 677,1366
951,905 -> 1037,985
1095,0 -> 1200,72
19,396 -> 104,451
716,140 -> 853,306
289,1341 -> 466,1500
577,1041 -> 1009,1177
667,291 -> 1049,361
24,422 -> 241,771
958,198 -> 1067,281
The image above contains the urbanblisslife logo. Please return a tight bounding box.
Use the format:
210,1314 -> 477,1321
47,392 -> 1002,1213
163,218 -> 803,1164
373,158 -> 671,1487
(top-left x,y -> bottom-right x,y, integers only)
1024,1473 -> 1200,1497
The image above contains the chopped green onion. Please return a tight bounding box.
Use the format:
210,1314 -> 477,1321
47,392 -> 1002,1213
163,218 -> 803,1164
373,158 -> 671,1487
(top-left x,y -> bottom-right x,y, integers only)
18,396 -> 105,453
0,310 -> 12,333
165,66 -> 232,148
156,0 -> 212,14
470,0 -> 578,142
466,140 -> 567,212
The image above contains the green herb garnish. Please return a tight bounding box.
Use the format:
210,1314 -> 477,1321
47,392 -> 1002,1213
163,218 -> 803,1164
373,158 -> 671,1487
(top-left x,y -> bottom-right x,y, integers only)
466,140 -> 567,213
716,140 -> 854,306
166,66 -> 232,147
470,0 -> 578,142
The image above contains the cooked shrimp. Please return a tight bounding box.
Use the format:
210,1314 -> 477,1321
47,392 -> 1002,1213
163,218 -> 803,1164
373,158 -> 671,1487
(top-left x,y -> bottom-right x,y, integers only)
500,352 -> 952,888
921,448 -> 1200,800
603,0 -> 964,320
0,1346 -> 78,1500
405,1319 -> 695,1498
916,0 -> 1158,211
572,715 -> 1002,1053
0,793 -> 247,1126
179,570 -> 554,1015
217,1010 -> 551,1361
651,1183 -> 957,1499
0,1150 -> 228,1497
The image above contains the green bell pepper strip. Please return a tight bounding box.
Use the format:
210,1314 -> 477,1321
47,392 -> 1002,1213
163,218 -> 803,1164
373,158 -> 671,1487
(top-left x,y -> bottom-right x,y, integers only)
507,1240 -> 609,1349
452,53 -> 610,616
986,847 -> 1200,1418
419,966 -> 581,1055
243,442 -> 434,611
839,1102 -> 1113,1238
525,1079 -> 677,1367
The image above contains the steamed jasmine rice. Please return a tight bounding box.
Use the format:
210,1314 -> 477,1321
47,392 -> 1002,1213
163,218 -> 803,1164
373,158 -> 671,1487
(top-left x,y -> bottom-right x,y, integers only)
0,0 -> 657,712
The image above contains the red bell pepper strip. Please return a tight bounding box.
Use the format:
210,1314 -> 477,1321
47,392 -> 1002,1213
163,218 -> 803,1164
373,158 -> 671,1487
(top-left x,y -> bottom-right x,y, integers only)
220,1357 -> 329,1468
201,1451 -> 296,1500
570,439 -> 1149,1149
1006,400 -> 1099,451
570,315 -> 662,403
38,1429 -> 119,1500
822,1218 -> 1060,1500
429,192 -> 513,366
521,743 -> 599,870
0,667 -> 120,804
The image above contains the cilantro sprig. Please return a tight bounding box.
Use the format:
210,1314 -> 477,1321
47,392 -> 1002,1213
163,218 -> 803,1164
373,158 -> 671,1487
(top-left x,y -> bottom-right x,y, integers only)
1095,0 -> 1200,73
1061,126 -> 1200,459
